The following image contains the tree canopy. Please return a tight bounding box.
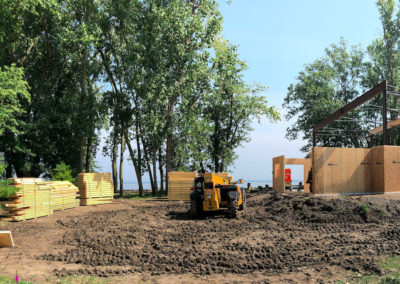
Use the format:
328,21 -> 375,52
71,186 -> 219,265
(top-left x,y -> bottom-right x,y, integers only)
0,0 -> 279,196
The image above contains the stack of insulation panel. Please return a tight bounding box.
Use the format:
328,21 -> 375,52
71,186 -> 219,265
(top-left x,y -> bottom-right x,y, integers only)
40,181 -> 79,211
168,172 -> 197,201
0,178 -> 53,221
77,173 -> 114,206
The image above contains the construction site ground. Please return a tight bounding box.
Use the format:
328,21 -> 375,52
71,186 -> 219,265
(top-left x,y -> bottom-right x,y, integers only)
2,191 -> 400,283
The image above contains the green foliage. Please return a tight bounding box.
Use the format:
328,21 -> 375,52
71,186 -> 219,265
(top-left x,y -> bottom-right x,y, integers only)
202,38 -> 280,171
0,160 -> 17,200
0,64 -> 30,136
360,204 -> 369,217
0,0 -> 279,189
0,179 -> 17,200
51,163 -> 75,183
284,38 -> 365,152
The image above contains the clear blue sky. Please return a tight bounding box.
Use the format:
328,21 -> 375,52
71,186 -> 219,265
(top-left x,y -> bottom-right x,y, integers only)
96,0 -> 382,185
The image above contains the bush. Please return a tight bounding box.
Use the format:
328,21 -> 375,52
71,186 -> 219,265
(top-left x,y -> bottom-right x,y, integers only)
0,179 -> 18,200
360,204 -> 369,217
51,162 -> 75,183
0,161 -> 17,200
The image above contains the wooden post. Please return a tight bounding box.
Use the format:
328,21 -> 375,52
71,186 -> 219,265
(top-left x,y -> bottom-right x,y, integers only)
383,89 -> 388,145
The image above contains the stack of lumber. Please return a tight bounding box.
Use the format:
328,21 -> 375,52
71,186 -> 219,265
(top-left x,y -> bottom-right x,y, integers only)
168,171 -> 197,201
0,178 -> 53,221
77,173 -> 114,206
39,181 -> 79,211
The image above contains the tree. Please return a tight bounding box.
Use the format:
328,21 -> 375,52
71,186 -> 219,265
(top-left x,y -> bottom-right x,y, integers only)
203,39 -> 279,172
284,39 -> 365,152
362,0 -> 400,145
0,64 -> 30,135
51,162 -> 75,183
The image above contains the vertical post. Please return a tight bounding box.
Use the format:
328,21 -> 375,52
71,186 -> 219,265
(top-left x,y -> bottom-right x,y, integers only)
383,89 -> 388,145
312,130 -> 316,147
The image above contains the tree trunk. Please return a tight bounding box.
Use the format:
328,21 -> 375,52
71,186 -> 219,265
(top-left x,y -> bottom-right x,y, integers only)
85,135 -> 92,172
138,131 -> 155,195
125,132 -> 144,196
119,131 -> 125,197
135,126 -> 144,197
79,47 -> 87,174
159,147 -> 164,192
152,147 -> 158,194
165,100 -> 173,194
112,130 -> 118,193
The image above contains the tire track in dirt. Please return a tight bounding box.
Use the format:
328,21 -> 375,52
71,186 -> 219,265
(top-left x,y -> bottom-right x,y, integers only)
39,192 -> 400,277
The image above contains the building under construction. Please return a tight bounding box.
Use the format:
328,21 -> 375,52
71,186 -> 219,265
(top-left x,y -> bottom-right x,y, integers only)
273,80 -> 400,195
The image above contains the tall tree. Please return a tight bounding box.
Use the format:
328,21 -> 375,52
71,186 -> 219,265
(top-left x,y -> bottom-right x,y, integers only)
284,39 -> 365,152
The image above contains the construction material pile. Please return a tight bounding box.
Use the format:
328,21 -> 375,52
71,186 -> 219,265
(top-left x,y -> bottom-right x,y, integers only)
0,178 -> 53,221
168,172 -> 197,201
77,173 -> 114,206
44,181 -> 79,211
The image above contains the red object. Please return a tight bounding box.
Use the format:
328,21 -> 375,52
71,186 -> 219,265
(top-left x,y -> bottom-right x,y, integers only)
191,187 -> 195,191
285,169 -> 292,183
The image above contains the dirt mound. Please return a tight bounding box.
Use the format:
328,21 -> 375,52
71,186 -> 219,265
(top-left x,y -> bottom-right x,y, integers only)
39,192 -> 400,277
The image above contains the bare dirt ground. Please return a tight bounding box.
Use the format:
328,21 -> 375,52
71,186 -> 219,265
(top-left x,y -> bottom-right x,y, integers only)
2,191 -> 400,283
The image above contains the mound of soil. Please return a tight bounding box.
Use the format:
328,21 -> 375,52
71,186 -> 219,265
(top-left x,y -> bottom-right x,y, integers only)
38,192 -> 400,278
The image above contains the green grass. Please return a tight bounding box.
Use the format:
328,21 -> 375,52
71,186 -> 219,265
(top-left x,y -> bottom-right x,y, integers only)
360,204 -> 369,217
343,257 -> 400,283
0,275 -> 34,284
114,190 -> 167,200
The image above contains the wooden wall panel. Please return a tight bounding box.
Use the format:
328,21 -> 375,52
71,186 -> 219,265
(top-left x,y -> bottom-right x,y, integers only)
383,146 -> 400,192
310,146 -> 400,194
371,146 -> 384,193
313,147 -> 373,194
312,147 -> 324,194
273,156 -> 285,191
340,148 -> 356,193
357,149 -> 371,192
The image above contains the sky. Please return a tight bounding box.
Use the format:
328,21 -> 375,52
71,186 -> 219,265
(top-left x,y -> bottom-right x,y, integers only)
96,0 -> 382,186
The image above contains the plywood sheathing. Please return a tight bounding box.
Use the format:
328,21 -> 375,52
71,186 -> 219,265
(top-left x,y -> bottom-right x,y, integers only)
0,231 -> 14,247
272,156 -> 285,191
168,171 -> 197,201
77,173 -> 114,206
312,146 -> 400,194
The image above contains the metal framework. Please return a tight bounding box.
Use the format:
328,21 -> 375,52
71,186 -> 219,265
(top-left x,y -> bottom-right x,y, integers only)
312,80 -> 388,146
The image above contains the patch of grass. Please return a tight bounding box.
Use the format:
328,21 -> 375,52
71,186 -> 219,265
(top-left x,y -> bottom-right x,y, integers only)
337,207 -> 347,214
360,204 -> 369,217
342,257 -> 400,283
0,275 -> 35,284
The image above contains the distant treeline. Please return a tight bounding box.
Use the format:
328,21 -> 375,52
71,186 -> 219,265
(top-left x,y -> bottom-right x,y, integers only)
0,0 -> 279,196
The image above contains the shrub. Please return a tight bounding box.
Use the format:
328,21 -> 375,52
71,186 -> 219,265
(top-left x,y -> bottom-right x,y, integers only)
0,179 -> 18,200
0,161 -> 18,200
51,162 -> 75,183
360,204 -> 369,217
